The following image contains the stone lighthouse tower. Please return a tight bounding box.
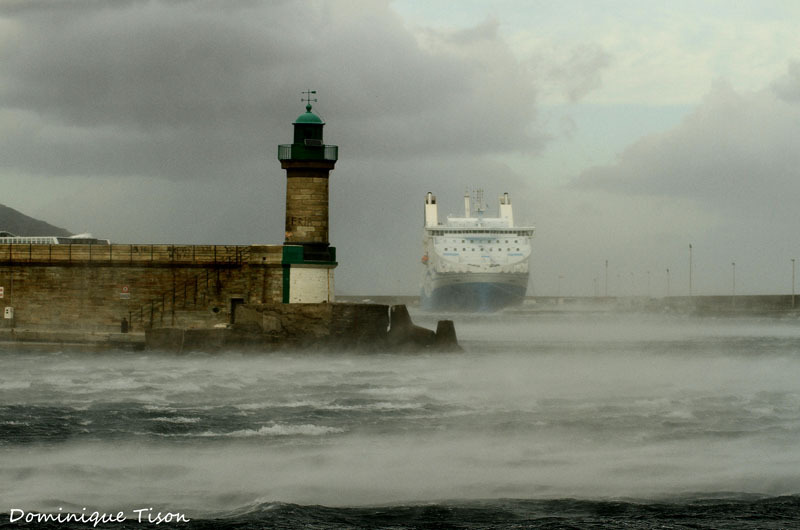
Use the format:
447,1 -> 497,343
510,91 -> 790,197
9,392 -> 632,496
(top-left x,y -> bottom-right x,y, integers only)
277,91 -> 338,303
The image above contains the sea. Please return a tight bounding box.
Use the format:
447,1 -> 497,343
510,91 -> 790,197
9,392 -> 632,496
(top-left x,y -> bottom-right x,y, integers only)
3,308 -> 800,529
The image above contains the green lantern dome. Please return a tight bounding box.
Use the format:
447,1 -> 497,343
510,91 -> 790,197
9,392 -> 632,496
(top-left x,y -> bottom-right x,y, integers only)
294,103 -> 324,124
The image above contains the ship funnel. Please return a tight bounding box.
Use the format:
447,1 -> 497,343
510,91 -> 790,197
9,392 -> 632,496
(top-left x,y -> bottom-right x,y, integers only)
425,192 -> 439,227
499,192 -> 514,226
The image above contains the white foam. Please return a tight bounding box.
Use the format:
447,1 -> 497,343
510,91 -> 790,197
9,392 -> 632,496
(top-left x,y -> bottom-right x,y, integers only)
143,405 -> 177,412
0,381 -> 31,390
151,416 -> 201,424
359,386 -> 426,397
234,400 -> 322,410
322,401 -> 424,411
198,423 -> 345,437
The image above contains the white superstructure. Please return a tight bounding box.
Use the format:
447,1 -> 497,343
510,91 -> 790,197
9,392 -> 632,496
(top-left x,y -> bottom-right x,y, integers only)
0,232 -> 109,245
421,190 -> 534,311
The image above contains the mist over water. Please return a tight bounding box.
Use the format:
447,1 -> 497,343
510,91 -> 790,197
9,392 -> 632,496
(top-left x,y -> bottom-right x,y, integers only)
3,309 -> 800,526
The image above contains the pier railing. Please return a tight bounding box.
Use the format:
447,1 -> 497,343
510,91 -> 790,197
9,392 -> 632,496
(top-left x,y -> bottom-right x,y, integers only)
1,244 -> 250,266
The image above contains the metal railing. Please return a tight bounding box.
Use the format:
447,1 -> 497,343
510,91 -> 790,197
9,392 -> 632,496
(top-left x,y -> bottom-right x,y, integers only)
278,144 -> 338,161
0,244 -> 251,265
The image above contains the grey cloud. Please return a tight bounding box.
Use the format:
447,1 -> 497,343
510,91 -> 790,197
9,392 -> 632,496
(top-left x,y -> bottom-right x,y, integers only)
528,43 -> 611,102
0,0 -> 541,181
571,78 -> 800,217
771,61 -> 800,102
558,44 -> 611,102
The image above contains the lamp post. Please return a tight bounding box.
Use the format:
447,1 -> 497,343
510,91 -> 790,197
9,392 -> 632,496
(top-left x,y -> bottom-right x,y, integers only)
689,244 -> 693,297
792,258 -> 796,309
604,260 -> 608,298
731,261 -> 736,308
666,268 -> 670,297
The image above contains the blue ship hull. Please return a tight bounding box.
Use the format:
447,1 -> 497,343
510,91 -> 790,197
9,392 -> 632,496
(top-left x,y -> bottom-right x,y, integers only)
422,281 -> 527,312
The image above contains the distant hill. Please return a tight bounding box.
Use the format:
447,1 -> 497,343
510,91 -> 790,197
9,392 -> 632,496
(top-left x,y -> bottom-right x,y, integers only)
0,203 -> 72,237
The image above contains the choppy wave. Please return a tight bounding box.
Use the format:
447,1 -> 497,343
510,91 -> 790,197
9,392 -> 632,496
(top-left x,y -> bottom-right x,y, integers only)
4,496 -> 799,529
4,312 -> 800,526
207,495 -> 800,529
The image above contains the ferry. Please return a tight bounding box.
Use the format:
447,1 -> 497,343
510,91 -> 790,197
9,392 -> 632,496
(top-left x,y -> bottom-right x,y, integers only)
0,232 -> 110,245
421,190 -> 534,311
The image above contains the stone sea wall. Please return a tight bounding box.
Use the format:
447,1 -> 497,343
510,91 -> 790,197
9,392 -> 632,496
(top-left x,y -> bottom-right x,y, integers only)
0,244 -> 284,331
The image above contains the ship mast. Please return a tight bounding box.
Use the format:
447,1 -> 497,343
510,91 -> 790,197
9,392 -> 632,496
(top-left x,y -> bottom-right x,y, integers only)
474,188 -> 486,217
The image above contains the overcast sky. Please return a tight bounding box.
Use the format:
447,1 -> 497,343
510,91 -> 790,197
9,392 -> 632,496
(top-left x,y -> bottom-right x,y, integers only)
2,0 -> 800,296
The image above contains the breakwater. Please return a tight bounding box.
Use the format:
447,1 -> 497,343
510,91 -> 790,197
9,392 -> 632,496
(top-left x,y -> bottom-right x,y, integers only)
0,243 -> 457,352
517,295 -> 800,315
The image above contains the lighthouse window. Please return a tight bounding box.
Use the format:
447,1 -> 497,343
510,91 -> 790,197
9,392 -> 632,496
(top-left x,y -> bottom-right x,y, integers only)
516,248 -> 520,251
514,240 -> 518,243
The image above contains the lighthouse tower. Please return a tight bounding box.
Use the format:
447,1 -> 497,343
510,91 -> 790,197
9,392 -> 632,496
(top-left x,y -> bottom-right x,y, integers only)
277,91 -> 338,303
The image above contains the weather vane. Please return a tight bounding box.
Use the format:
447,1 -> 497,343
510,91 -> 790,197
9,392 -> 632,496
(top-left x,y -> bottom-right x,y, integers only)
301,89 -> 317,111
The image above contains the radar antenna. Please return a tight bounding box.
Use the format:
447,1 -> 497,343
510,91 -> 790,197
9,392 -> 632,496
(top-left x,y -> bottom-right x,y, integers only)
474,188 -> 487,216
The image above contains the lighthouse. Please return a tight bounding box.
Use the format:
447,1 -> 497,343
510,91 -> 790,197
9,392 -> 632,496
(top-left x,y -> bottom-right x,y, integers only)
277,91 -> 338,303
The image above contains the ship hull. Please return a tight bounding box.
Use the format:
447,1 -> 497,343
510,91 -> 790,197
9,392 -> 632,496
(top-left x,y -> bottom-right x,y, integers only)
421,272 -> 528,311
